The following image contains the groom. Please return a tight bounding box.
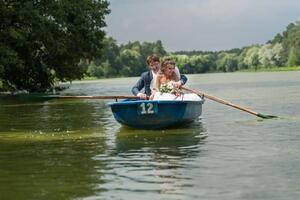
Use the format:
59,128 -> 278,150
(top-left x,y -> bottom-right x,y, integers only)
131,54 -> 187,100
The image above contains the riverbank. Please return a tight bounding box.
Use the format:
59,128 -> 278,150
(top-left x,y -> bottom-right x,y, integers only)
1,66 -> 299,94
238,66 -> 300,72
82,66 -> 300,81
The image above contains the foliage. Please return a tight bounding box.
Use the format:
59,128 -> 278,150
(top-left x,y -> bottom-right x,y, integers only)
216,53 -> 238,72
274,22 -> 300,66
87,39 -> 167,78
1,5 -> 300,93
87,20 -> 300,78
0,0 -> 110,92
258,43 -> 284,67
286,47 -> 298,67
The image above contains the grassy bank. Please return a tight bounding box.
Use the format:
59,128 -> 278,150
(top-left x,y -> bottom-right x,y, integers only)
81,66 -> 300,81
239,66 -> 300,72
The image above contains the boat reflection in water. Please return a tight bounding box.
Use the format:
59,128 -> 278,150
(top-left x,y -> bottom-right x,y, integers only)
94,122 -> 208,198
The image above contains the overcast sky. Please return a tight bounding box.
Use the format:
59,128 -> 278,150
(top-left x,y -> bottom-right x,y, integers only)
105,0 -> 300,52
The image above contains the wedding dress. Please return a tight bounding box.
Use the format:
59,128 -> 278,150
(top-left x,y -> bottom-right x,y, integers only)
153,81 -> 202,101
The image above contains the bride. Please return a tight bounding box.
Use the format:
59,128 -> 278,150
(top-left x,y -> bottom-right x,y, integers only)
150,58 -> 202,101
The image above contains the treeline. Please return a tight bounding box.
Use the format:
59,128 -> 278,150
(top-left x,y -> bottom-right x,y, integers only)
86,39 -> 167,78
87,21 -> 300,78
0,0 -> 299,94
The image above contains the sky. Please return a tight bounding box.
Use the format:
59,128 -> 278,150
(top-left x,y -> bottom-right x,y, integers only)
105,0 -> 300,52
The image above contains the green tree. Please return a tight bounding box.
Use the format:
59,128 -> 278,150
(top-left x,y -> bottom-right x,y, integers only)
243,46 -> 260,70
87,62 -> 104,78
87,37 -> 121,78
189,55 -> 209,73
119,49 -> 142,76
258,43 -> 284,67
286,47 -> 298,67
0,0 -> 110,92
237,47 -> 249,70
269,33 -> 283,44
152,40 -> 167,56
216,53 -> 238,72
281,22 -> 300,66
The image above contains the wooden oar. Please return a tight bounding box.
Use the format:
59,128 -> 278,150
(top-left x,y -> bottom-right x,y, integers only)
181,86 -> 277,119
45,95 -> 140,100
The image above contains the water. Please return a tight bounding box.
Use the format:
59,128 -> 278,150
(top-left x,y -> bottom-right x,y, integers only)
1,72 -> 300,200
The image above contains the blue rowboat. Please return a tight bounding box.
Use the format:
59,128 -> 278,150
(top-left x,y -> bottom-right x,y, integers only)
108,99 -> 204,129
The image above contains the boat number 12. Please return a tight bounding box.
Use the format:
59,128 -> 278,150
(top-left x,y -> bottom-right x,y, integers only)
139,102 -> 157,115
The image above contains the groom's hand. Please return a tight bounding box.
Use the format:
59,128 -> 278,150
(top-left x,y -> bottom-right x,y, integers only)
137,93 -> 147,100
172,81 -> 183,88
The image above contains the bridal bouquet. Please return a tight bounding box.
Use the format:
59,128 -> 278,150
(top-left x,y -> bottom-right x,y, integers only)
159,82 -> 180,95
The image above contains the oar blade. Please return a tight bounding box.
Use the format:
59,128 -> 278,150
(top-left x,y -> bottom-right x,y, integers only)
257,113 -> 278,119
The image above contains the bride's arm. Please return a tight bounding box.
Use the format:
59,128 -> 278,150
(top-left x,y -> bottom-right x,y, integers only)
155,74 -> 162,91
150,74 -> 161,100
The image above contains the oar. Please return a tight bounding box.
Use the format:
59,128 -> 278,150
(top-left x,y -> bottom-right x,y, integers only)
45,95 -> 140,100
181,86 -> 277,119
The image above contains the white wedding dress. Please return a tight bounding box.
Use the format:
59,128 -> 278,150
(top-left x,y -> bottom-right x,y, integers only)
153,92 -> 202,101
152,81 -> 202,101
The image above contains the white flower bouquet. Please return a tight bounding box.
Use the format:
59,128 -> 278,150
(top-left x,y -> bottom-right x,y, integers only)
159,82 -> 179,95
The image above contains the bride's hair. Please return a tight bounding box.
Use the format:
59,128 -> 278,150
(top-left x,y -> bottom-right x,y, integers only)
161,58 -> 175,67
161,58 -> 175,73
160,58 -> 179,81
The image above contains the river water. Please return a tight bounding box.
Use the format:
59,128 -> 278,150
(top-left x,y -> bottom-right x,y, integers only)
0,72 -> 300,200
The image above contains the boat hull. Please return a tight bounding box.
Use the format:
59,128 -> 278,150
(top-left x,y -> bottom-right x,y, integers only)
108,100 -> 203,129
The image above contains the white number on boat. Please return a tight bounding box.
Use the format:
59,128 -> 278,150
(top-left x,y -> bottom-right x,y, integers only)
139,102 -> 155,114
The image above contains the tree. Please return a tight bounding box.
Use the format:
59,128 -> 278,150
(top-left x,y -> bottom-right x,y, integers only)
286,47 -> 298,67
152,40 -> 167,56
269,33 -> 283,44
216,53 -> 238,72
243,46 -> 260,70
87,61 -> 104,78
271,43 -> 284,67
0,0 -> 110,92
87,37 -> 121,78
281,22 -> 300,66
258,43 -> 284,67
119,49 -> 142,76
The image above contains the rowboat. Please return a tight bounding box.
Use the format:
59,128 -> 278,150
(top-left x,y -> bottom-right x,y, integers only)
108,99 -> 204,129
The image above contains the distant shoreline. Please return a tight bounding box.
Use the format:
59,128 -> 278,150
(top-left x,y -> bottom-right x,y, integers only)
1,67 -> 299,95
238,66 -> 300,72
82,66 -> 300,81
